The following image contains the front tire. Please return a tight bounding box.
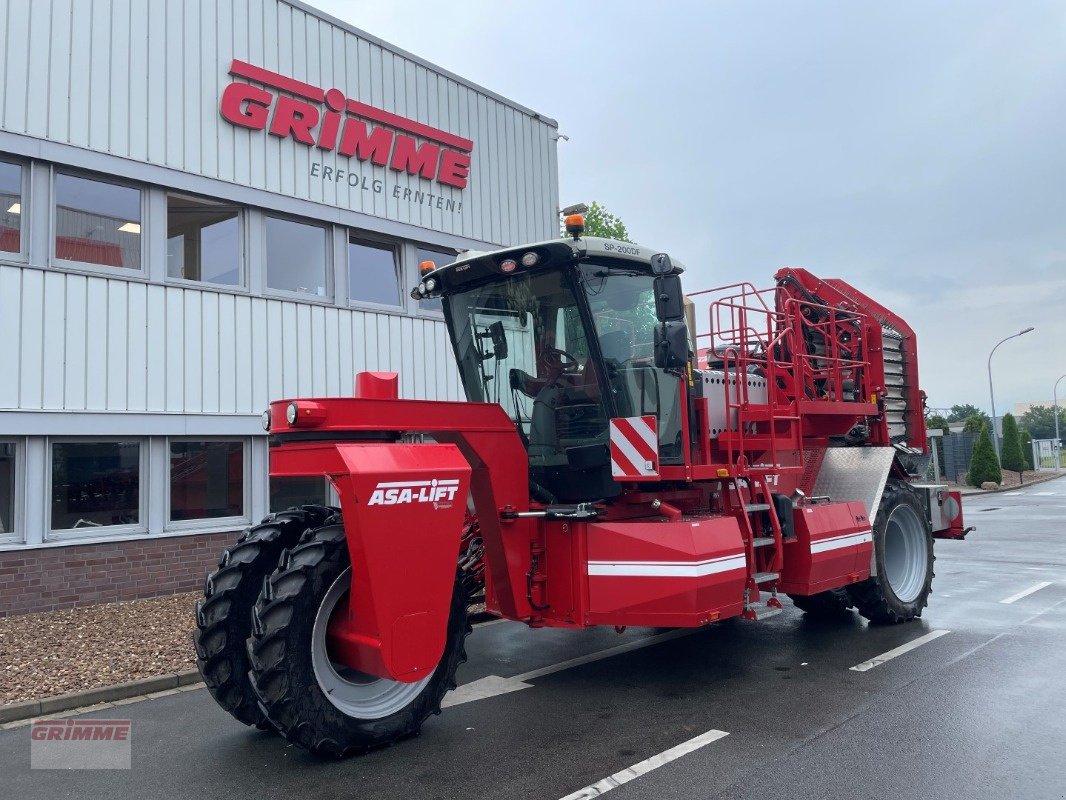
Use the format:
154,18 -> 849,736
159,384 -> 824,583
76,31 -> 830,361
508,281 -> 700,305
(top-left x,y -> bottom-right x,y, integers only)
194,507 -> 330,728
848,481 -> 935,624
248,522 -> 471,757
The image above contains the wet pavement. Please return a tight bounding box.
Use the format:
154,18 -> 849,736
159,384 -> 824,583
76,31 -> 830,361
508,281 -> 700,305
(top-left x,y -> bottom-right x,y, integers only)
3,475 -> 1064,799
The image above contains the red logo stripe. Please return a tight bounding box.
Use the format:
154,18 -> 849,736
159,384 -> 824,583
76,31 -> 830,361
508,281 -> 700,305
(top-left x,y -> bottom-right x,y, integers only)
230,59 -> 325,102
229,59 -> 475,153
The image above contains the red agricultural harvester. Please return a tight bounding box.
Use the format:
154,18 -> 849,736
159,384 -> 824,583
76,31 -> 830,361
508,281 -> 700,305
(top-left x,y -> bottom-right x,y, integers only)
196,216 -> 970,756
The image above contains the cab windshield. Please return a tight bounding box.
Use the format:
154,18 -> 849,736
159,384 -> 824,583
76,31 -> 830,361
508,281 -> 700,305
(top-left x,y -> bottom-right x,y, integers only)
446,262 -> 683,500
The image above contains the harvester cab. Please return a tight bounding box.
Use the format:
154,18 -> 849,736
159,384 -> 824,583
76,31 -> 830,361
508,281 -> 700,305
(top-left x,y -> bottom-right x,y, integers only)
413,227 -> 688,503
196,219 -> 973,757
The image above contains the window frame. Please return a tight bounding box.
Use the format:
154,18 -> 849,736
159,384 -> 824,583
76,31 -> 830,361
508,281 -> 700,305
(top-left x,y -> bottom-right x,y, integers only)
164,191 -> 246,291
45,437 -> 148,540
346,230 -> 404,311
261,212 -> 333,303
0,439 -> 24,545
0,156 -> 28,263
164,436 -> 251,531
49,167 -> 148,277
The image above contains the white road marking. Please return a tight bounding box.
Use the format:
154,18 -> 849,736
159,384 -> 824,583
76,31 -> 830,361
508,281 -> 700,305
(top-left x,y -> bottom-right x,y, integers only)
1003,491 -> 1022,496
558,729 -> 730,800
1033,491 -> 1057,496
849,630 -> 951,672
444,628 -> 697,707
1000,581 -> 1054,604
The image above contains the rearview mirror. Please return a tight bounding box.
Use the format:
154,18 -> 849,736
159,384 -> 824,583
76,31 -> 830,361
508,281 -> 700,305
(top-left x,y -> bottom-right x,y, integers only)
654,320 -> 689,371
653,275 -> 684,321
489,320 -> 508,360
650,253 -> 673,275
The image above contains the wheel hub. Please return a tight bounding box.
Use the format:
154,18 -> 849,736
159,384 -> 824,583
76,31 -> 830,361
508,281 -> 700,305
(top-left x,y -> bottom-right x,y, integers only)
311,568 -> 433,720
882,503 -> 927,603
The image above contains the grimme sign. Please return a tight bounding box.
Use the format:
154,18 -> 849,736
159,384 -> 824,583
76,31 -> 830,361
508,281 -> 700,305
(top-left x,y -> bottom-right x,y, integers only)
219,59 -> 474,205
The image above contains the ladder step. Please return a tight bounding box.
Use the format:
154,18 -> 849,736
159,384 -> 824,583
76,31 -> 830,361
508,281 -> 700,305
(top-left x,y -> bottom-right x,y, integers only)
752,571 -> 779,584
746,604 -> 783,621
752,536 -> 775,547
745,503 -> 772,512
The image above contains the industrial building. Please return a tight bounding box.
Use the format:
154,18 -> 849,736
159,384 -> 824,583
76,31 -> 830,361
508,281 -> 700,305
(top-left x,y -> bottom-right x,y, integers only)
0,0 -> 559,615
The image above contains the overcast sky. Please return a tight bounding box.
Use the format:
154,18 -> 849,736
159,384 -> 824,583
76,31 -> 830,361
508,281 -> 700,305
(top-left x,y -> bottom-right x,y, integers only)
320,0 -> 1065,416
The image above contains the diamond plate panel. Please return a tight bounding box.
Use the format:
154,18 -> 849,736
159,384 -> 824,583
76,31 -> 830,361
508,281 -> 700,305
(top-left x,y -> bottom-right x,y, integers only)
810,446 -> 895,517
810,447 -> 896,576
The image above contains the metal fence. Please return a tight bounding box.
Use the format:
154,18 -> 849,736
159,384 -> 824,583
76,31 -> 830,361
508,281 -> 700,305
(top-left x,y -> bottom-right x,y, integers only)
941,432 -> 977,483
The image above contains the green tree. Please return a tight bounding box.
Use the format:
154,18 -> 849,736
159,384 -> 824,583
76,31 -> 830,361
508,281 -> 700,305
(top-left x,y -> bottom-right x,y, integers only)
967,423 -> 1002,487
1019,429 -> 1035,470
963,414 -> 987,434
1000,413 -> 1026,481
947,403 -> 985,423
1019,405 -> 1066,441
562,201 -> 631,242
926,414 -> 949,434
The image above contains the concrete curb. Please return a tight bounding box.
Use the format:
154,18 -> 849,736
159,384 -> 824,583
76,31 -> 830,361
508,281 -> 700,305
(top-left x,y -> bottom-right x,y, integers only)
957,471 -> 1064,497
0,668 -> 202,724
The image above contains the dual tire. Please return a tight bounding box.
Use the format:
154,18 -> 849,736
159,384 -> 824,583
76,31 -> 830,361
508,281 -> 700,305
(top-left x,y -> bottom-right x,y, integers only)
195,510 -> 470,756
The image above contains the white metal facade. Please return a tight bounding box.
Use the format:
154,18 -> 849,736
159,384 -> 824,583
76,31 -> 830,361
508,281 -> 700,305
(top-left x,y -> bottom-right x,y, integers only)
0,0 -> 560,550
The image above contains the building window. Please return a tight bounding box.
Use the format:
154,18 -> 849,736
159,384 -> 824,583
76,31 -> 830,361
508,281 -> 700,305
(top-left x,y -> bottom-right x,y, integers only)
167,195 -> 241,286
0,161 -> 22,254
265,215 -> 328,297
349,236 -> 401,307
169,440 -> 245,522
270,476 -> 328,513
0,443 -> 14,535
417,247 -> 452,313
51,441 -> 141,530
54,172 -> 142,269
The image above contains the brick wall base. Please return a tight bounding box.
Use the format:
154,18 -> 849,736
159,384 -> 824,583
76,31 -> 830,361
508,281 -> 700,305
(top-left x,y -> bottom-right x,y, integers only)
0,531 -> 243,618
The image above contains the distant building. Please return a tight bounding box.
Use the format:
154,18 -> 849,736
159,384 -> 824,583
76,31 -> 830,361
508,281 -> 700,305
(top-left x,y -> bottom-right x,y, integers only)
1015,402 -> 1052,416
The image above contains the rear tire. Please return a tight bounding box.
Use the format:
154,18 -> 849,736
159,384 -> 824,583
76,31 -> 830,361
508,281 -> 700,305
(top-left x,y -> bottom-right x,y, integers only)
195,507 -> 329,728
788,588 -> 854,618
848,481 -> 935,624
248,523 -> 471,757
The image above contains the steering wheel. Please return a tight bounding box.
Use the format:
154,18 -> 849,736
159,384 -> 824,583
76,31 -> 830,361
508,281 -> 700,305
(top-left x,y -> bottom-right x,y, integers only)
543,346 -> 581,373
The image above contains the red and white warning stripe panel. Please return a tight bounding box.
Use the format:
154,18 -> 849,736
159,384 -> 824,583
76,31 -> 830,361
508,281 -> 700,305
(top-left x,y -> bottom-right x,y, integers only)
809,530 -> 873,554
587,552 -> 746,577
609,415 -> 659,480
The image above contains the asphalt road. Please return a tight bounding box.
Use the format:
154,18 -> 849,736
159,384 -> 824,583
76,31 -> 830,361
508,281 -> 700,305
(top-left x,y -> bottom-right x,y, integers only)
4,476 -> 1065,799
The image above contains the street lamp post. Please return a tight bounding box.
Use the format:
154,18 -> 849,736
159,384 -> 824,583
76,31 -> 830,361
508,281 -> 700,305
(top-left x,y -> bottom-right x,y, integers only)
987,327 -> 1035,460
1055,374 -> 1066,470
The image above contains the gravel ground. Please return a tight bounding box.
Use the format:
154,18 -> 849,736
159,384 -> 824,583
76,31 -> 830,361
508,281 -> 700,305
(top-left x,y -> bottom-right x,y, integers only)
0,592 -> 199,705
0,592 -> 495,706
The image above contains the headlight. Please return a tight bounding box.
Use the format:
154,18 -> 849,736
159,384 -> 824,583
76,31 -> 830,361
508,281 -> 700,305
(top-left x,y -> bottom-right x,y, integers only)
286,402 -> 298,425
424,277 -> 437,291
261,410 -> 271,431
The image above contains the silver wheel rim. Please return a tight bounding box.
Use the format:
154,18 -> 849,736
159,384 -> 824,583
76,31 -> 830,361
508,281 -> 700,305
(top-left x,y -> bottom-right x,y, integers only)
882,503 -> 928,603
311,567 -> 433,720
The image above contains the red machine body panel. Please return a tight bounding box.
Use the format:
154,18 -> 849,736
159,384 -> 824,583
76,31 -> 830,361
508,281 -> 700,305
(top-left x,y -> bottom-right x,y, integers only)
272,442 -> 471,682
778,501 -> 872,595
582,515 -> 747,626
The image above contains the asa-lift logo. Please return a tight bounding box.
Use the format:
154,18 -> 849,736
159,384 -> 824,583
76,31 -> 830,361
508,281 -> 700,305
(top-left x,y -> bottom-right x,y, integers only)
368,478 -> 461,508
219,59 -> 474,189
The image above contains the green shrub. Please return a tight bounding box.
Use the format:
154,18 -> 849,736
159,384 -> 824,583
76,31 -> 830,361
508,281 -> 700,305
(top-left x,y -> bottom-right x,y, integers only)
967,423 -> 1002,487
1019,429 -> 1034,471
1000,413 -> 1026,478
